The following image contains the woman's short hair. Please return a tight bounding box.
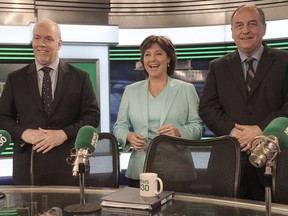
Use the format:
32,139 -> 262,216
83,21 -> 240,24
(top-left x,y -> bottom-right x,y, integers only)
140,35 -> 177,77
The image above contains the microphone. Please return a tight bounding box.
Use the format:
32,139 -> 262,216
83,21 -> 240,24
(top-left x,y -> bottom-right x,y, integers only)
70,125 -> 99,177
249,117 -> 288,168
0,130 -> 11,153
64,125 -> 101,214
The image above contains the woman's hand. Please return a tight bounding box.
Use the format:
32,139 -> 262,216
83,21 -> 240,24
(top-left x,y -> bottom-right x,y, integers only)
157,124 -> 180,137
127,132 -> 146,151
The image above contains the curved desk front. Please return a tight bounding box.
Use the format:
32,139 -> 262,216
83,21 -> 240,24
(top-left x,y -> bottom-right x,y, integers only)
0,186 -> 287,215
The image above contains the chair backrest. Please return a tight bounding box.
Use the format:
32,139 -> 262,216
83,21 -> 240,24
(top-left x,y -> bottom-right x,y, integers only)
143,135 -> 241,198
87,132 -> 120,188
273,148 -> 288,204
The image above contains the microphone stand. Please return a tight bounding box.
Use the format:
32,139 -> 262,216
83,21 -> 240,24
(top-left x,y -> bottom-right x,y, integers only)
264,153 -> 278,216
249,135 -> 281,216
79,163 -> 86,206
264,161 -> 273,216
64,161 -> 100,214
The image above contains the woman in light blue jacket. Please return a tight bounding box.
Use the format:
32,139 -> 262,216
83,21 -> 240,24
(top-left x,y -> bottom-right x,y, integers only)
113,35 -> 204,187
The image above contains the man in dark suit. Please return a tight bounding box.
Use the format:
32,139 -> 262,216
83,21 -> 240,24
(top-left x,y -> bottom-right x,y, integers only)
199,4 -> 288,201
0,19 -> 100,185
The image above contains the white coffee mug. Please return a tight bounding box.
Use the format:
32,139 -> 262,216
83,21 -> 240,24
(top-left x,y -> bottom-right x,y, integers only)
140,172 -> 163,197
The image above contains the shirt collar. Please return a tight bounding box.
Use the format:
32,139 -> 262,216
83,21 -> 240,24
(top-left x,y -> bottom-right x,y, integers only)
36,58 -> 59,72
238,45 -> 264,63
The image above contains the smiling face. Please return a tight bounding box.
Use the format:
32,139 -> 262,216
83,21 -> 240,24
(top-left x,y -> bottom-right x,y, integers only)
143,43 -> 170,79
231,6 -> 266,56
32,20 -> 62,66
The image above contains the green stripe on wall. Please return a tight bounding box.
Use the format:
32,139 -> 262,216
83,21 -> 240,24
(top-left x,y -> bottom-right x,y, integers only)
109,40 -> 288,60
0,39 -> 287,62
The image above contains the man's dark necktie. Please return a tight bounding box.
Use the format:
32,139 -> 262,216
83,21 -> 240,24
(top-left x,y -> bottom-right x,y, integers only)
245,57 -> 256,92
41,67 -> 53,116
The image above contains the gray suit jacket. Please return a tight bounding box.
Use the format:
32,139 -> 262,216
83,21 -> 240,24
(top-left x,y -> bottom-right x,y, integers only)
0,60 -> 100,185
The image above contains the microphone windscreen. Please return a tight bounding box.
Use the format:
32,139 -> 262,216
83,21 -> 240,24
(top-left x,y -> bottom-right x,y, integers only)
263,117 -> 288,150
0,130 -> 12,153
74,125 -> 98,152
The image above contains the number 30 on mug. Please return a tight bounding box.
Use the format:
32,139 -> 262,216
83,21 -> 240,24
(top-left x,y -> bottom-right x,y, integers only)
139,173 -> 163,197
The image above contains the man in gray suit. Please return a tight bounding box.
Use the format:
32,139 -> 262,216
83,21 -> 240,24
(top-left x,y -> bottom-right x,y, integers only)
0,19 -> 100,185
199,4 -> 288,201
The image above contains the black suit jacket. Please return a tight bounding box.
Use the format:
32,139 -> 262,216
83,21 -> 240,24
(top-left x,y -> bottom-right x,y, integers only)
199,45 -> 288,200
199,45 -> 288,136
0,60 -> 100,185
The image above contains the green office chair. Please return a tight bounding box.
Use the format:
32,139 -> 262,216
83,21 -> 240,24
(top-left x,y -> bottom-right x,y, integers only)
143,135 -> 241,198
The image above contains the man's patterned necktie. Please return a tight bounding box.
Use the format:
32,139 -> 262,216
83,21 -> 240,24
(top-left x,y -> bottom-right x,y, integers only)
245,57 -> 256,92
41,67 -> 53,116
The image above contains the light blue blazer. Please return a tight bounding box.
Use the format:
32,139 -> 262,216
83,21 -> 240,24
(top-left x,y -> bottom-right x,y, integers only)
113,77 -> 204,179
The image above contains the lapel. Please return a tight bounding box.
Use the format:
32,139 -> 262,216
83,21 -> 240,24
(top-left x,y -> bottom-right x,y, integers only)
25,63 -> 44,111
160,77 -> 178,126
137,77 -> 178,127
228,51 -> 249,100
137,80 -> 149,127
51,61 -> 70,114
249,45 -> 274,95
